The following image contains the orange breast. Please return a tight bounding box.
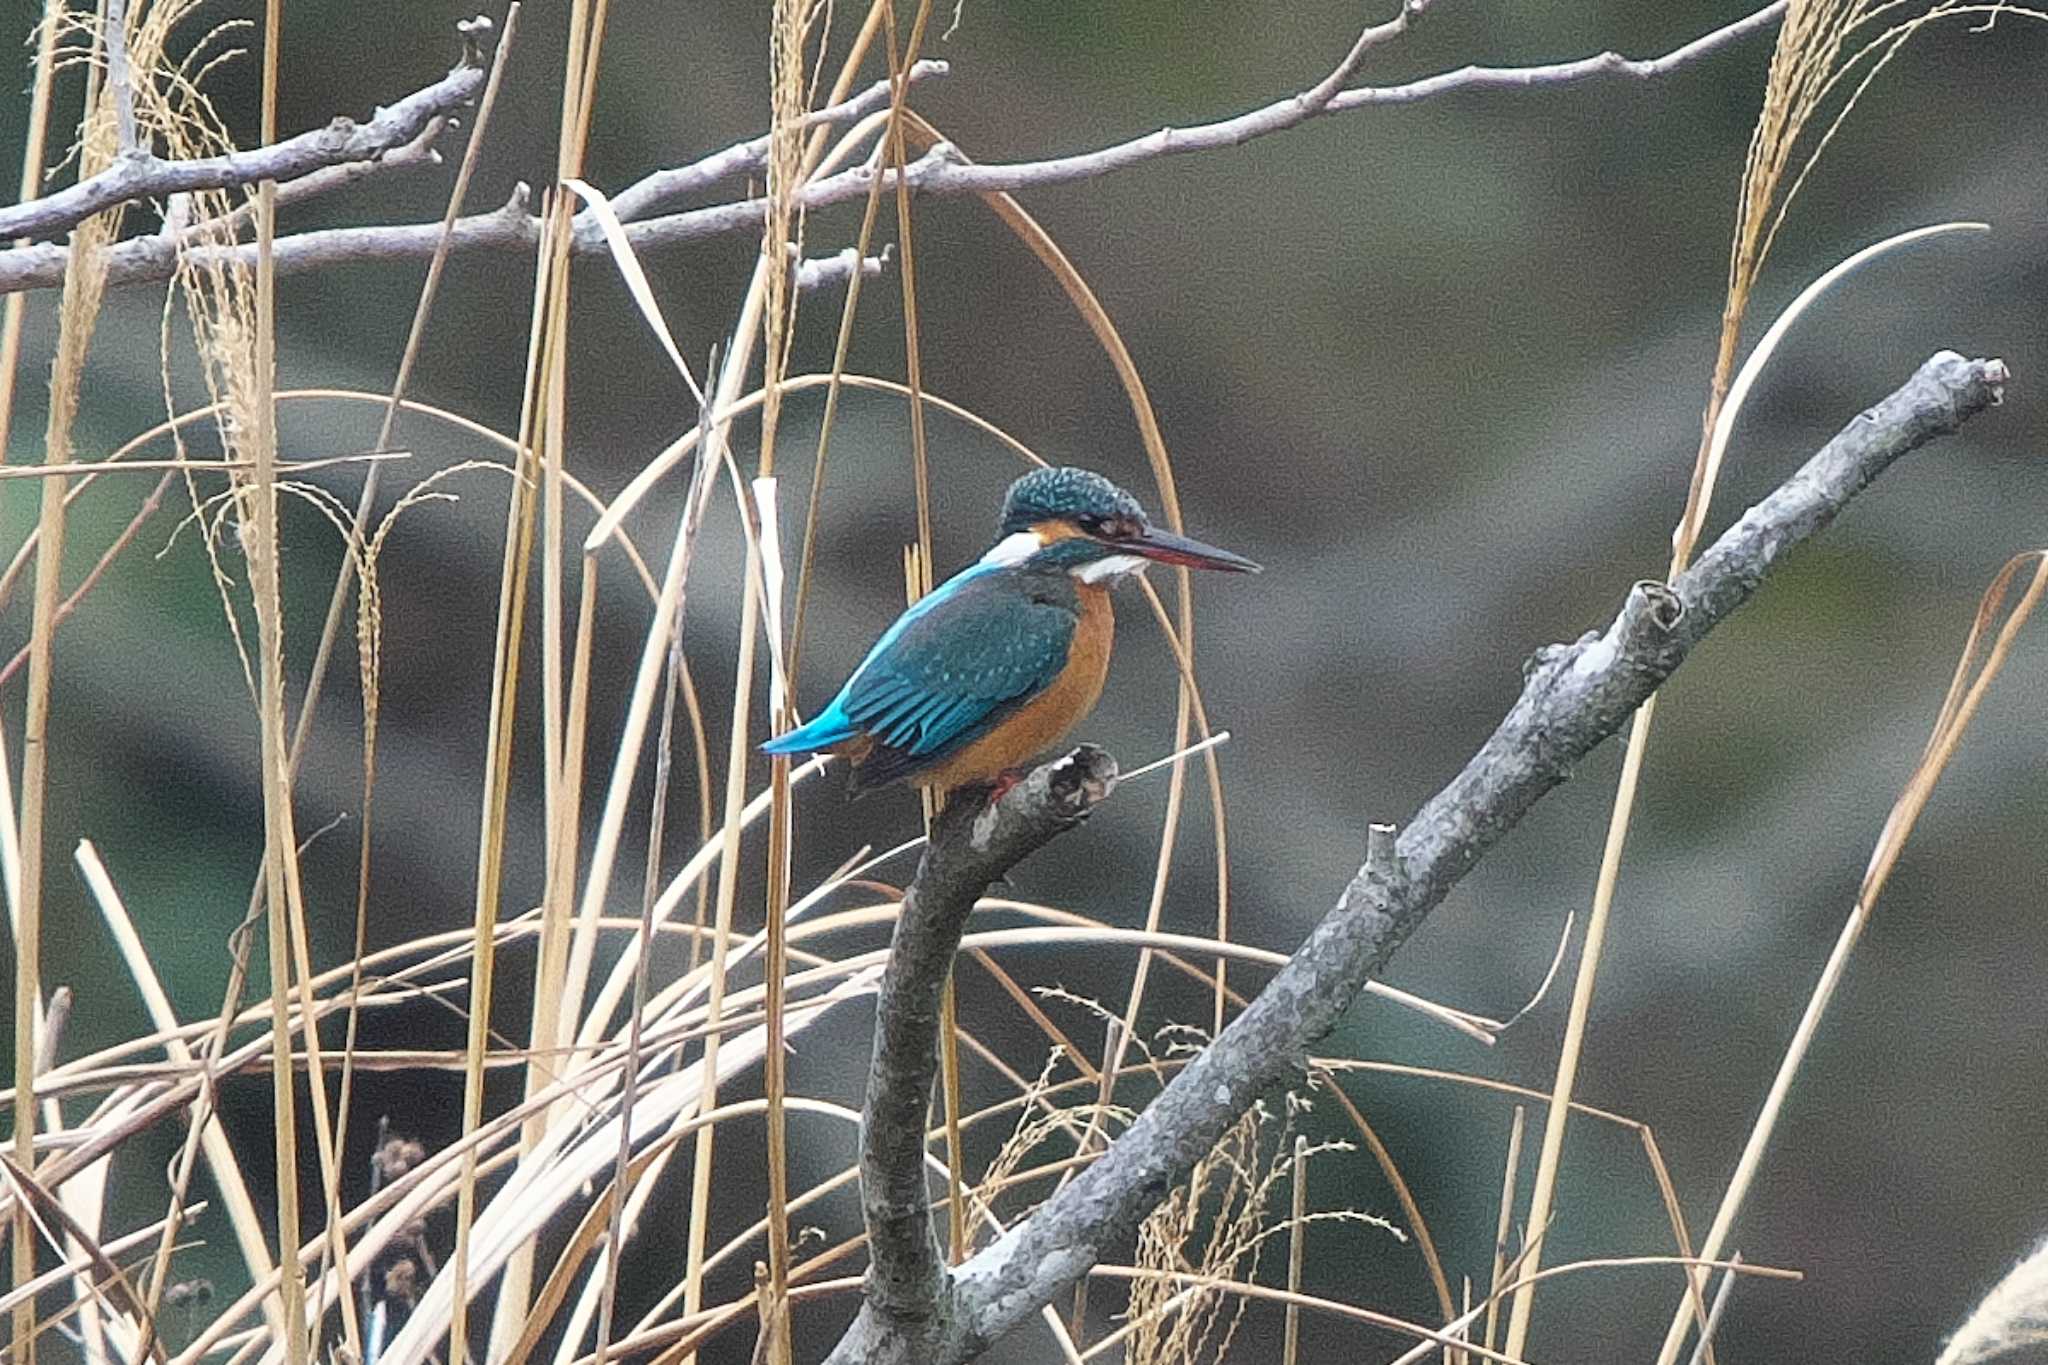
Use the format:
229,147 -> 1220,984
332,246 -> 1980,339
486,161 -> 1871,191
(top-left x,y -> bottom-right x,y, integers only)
915,583 -> 1114,792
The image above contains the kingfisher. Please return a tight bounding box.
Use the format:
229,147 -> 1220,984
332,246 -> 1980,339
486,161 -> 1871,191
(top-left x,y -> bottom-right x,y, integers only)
761,466 -> 1259,797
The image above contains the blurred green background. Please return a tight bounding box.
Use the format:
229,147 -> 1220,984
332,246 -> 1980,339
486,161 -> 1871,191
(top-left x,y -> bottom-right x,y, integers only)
4,1 -> 2047,1360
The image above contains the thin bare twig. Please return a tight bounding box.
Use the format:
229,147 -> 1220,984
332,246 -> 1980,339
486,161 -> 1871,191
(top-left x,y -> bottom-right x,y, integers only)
0,55 -> 486,243
0,3 -> 1784,296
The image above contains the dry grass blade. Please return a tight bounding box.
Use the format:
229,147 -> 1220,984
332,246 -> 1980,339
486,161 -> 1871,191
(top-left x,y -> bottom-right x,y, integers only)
0,1204 -> 204,1321
73,840 -> 278,1355
373,978 -> 877,1365
1654,549 -> 2048,1363
1484,1105 -> 1526,1356
0,1153 -> 167,1364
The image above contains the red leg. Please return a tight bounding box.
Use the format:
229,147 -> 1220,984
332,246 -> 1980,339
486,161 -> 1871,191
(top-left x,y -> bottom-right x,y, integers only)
985,769 -> 1025,805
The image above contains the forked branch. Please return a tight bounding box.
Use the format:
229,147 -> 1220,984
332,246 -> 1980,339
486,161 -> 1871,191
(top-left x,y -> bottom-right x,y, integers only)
830,351 -> 2008,1365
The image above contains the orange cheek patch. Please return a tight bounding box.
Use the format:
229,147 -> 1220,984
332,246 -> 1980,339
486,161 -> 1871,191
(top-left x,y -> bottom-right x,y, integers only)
1032,518 -> 1089,544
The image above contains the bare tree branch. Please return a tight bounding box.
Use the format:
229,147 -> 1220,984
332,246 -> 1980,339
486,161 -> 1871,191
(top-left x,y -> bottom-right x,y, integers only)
860,749 -> 1119,1327
549,0 -> 1790,250
1326,0 -> 1788,110
0,2 -> 1782,297
602,60 -> 950,223
826,350 -> 2009,1365
0,56 -> 487,244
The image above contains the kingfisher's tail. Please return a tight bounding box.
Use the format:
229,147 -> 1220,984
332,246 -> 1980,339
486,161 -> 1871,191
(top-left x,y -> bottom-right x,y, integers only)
760,702 -> 859,756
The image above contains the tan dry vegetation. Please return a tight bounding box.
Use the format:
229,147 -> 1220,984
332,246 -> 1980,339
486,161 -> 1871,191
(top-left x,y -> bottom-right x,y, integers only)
1,2 -> 2044,1364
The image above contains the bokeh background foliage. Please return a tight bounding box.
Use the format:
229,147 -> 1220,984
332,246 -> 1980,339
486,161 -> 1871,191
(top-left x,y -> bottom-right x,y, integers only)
2,0 -> 2046,1361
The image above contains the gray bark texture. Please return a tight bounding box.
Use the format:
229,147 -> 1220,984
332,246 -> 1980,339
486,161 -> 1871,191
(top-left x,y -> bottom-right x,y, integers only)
823,350 -> 2009,1365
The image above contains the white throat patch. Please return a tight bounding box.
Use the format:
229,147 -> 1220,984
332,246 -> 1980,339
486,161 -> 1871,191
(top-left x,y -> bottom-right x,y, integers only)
1076,553 -> 1148,584
980,530 -> 1042,567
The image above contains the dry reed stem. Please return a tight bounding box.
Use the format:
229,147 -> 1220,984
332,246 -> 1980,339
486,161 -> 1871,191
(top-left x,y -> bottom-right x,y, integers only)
1283,1133 -> 1308,1365
478,4 -> 606,1346
0,0 -> 64,469
588,352 -> 720,1365
1655,550 -> 2048,1363
1506,94 -> 1996,1359
330,18 -> 522,1356
755,2 -> 837,1350
239,2 -> 321,1358
101,0 -> 316,1345
76,840 -> 279,1357
11,1 -> 129,1355
448,183 -> 555,1365
1484,1105 -> 1526,1357
677,288 -> 772,1361
677,12 -> 891,1351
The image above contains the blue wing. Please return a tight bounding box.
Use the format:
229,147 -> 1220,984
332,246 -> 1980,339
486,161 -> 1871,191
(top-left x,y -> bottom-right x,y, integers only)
763,564 -> 1077,781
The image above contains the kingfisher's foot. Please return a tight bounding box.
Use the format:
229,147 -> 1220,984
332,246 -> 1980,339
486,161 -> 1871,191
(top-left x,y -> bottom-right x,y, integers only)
985,770 -> 1026,805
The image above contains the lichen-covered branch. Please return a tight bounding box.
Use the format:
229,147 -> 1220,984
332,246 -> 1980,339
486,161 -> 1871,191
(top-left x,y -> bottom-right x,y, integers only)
825,351 -> 2009,1364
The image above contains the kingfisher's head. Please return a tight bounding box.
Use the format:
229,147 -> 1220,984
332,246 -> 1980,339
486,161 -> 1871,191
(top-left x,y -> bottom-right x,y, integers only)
982,466 -> 1261,582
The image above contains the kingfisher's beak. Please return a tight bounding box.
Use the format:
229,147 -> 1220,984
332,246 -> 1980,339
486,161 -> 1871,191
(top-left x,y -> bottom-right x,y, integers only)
1122,526 -> 1261,573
